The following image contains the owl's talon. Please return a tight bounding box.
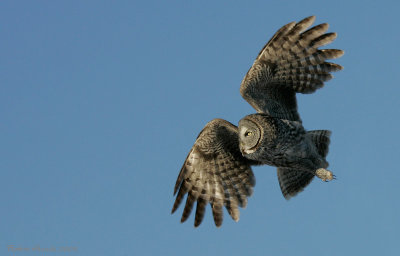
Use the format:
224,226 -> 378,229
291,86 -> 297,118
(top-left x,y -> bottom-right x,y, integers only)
315,168 -> 335,182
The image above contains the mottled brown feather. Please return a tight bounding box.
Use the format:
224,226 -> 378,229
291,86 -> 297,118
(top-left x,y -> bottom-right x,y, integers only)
240,16 -> 344,121
172,119 -> 257,227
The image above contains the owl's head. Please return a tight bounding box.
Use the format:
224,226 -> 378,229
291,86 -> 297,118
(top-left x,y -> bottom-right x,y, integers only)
238,114 -> 277,159
238,115 -> 263,156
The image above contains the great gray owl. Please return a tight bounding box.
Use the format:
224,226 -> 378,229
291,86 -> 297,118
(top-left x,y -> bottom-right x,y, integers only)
172,16 -> 343,227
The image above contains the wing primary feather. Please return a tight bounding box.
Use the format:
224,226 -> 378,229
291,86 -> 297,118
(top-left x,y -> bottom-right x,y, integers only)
171,184 -> 188,214
181,193 -> 196,223
211,200 -> 224,227
194,197 -> 207,227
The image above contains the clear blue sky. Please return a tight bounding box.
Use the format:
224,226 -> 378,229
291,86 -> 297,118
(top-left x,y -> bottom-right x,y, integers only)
1,1 -> 399,255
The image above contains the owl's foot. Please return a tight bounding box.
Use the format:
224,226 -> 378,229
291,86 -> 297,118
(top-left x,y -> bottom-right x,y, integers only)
315,168 -> 336,182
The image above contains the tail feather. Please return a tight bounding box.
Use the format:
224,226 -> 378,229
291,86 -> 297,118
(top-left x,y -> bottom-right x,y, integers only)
277,168 -> 314,200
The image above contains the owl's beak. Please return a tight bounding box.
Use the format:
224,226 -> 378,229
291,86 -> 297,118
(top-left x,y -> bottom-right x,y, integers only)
239,143 -> 246,156
240,142 -> 256,155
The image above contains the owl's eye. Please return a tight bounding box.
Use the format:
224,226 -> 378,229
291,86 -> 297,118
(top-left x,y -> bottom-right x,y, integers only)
245,131 -> 253,137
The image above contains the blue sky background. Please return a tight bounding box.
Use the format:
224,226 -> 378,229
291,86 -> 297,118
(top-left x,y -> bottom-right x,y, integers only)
1,1 -> 400,255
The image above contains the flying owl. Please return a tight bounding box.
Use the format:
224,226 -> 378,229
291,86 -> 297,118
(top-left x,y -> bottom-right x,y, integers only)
172,16 -> 343,227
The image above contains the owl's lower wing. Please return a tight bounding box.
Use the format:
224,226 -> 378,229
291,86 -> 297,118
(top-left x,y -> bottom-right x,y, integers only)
240,16 -> 344,122
172,119 -> 257,227
277,168 -> 314,200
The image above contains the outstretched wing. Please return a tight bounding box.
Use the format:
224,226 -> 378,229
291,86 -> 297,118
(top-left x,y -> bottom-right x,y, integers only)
240,16 -> 344,122
172,119 -> 257,227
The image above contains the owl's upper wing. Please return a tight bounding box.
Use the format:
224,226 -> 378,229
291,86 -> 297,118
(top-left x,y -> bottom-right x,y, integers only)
240,16 -> 344,122
172,119 -> 258,227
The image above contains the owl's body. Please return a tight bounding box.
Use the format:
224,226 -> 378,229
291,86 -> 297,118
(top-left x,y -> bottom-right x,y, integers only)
172,16 -> 343,227
239,114 -> 329,172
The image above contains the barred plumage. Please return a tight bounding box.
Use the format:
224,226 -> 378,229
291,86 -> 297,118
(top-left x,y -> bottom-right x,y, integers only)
172,16 -> 343,227
172,119 -> 256,227
241,16 -> 343,119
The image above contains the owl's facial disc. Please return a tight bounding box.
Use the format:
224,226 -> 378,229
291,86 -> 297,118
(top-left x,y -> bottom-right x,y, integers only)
238,119 -> 261,155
